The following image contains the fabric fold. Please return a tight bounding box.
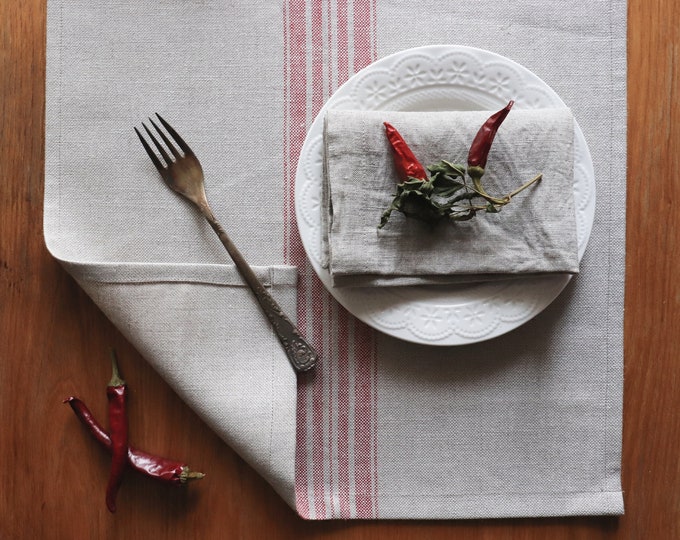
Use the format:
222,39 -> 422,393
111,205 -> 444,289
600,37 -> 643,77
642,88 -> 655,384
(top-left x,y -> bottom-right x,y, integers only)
45,247 -> 300,508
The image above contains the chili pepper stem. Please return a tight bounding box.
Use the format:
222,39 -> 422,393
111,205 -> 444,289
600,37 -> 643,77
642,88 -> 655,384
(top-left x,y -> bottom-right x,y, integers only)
506,173 -> 543,199
180,467 -> 206,483
108,350 -> 126,387
468,168 -> 542,206
470,176 -> 511,205
467,166 -> 508,205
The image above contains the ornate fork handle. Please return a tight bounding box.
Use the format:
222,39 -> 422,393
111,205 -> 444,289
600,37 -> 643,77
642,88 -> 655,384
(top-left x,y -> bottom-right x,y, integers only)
201,205 -> 318,372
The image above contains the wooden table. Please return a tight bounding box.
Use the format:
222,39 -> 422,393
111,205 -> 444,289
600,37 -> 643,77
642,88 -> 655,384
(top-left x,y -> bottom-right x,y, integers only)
2,1 -> 678,537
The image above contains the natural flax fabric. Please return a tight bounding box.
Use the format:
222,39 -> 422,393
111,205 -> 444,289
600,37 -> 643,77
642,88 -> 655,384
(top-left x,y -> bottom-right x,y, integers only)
322,109 -> 578,287
45,0 -> 625,519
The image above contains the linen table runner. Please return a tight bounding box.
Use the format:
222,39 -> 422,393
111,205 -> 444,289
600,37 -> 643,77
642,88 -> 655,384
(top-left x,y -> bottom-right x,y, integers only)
46,0 -> 626,519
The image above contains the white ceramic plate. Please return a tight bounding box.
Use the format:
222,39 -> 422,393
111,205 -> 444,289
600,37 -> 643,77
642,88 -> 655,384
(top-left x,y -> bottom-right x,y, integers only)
295,45 -> 595,345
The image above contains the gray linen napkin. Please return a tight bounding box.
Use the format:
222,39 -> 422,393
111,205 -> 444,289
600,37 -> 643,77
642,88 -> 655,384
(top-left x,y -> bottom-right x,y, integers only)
323,109 -> 578,287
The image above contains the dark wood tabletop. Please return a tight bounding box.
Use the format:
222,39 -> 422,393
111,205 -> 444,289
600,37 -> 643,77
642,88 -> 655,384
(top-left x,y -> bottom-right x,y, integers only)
2,0 -> 678,537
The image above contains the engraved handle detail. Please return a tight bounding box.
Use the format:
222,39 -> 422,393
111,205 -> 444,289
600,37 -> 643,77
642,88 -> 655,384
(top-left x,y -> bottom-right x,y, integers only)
204,211 -> 318,372
259,299 -> 318,372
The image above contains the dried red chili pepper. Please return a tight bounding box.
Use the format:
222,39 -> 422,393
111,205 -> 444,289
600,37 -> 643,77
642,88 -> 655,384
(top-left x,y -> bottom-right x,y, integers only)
64,397 -> 205,485
379,101 -> 541,227
105,352 -> 128,512
383,122 -> 428,182
467,100 -> 514,179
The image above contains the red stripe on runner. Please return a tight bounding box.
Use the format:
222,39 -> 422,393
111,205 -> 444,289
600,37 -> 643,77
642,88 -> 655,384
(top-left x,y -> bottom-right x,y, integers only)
325,290 -> 337,518
336,304 -> 351,518
336,0 -> 349,83
353,320 -> 374,518
309,0 -> 328,517
351,0 -> 378,519
287,0 -> 378,520
369,323 -> 379,516
326,0 -> 334,96
312,1 -> 324,116
354,0 -> 377,518
311,356 -> 326,518
334,0 -> 352,519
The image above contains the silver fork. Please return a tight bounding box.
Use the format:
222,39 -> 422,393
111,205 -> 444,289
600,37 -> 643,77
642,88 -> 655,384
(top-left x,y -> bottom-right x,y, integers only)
135,114 -> 317,373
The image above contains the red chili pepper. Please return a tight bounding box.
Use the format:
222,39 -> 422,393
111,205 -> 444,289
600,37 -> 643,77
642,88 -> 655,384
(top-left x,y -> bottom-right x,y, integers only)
467,100 -> 514,178
383,122 -> 428,182
64,397 -> 205,485
105,352 -> 128,512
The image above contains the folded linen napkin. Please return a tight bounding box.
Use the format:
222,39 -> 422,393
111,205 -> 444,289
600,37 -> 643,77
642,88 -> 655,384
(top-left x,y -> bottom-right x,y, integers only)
323,109 -> 578,287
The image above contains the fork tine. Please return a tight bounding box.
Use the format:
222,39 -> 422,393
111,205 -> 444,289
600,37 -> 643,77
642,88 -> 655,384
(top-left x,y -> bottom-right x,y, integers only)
134,126 -> 165,173
148,117 -> 182,160
155,114 -> 193,156
142,122 -> 173,166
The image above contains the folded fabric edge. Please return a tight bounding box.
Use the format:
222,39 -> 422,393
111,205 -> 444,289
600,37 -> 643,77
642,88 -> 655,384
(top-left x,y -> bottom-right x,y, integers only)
330,270 -> 579,288
44,240 -> 300,510
311,491 -> 623,520
43,245 -> 298,287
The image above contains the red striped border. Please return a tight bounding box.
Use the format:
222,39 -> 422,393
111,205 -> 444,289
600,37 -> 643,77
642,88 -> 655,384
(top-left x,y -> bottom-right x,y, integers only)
283,0 -> 378,520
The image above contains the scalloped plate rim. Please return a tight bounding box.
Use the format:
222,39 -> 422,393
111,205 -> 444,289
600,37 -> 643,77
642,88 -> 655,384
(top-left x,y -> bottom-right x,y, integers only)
294,44 -> 595,346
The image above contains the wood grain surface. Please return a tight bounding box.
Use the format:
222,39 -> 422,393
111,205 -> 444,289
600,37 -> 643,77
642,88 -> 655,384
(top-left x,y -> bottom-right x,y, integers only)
1,1 -> 678,538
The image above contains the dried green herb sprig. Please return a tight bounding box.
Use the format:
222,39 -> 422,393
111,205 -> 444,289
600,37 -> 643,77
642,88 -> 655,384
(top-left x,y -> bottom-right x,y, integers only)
379,103 -> 542,228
